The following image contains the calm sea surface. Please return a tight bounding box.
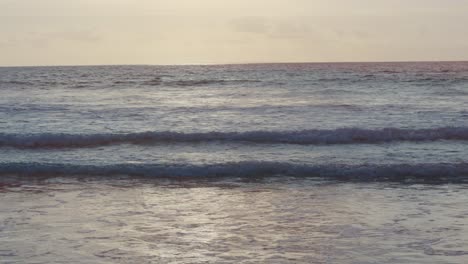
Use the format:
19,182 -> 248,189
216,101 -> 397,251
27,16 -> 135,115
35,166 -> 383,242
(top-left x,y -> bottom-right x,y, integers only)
0,62 -> 467,263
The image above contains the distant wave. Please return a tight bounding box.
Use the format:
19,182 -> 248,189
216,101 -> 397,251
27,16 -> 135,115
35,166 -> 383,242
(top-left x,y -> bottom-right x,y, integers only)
403,76 -> 468,86
0,162 -> 467,182
432,88 -> 468,96
167,79 -> 230,87
135,78 -> 261,87
5,75 -> 467,89
0,80 -> 32,85
1,127 -> 468,149
1,78 -> 260,89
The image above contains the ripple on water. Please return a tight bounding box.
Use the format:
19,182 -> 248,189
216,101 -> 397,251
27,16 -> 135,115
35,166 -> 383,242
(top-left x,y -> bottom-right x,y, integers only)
0,179 -> 467,263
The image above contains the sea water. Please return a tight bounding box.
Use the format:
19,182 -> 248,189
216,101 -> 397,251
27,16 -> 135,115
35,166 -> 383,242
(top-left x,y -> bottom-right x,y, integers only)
0,62 -> 467,263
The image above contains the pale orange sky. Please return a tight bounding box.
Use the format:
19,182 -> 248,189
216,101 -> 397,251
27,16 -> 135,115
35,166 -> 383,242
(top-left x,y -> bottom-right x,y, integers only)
1,0 -> 468,66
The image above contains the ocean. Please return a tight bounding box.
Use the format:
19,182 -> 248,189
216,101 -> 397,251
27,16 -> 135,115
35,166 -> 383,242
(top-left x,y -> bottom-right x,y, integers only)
0,62 -> 467,263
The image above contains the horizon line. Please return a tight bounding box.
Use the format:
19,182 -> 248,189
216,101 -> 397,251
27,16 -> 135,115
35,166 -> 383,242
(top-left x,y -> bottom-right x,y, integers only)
1,60 -> 468,68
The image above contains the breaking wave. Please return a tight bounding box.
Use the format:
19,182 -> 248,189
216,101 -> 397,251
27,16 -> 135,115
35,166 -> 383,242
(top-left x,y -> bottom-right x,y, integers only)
0,162 -> 467,182
1,127 -> 468,149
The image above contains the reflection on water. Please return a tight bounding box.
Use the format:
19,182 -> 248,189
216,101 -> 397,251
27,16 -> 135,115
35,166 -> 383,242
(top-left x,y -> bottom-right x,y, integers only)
0,178 -> 467,263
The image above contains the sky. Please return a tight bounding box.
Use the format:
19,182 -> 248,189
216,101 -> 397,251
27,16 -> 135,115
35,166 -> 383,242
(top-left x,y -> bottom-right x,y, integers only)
1,0 -> 468,66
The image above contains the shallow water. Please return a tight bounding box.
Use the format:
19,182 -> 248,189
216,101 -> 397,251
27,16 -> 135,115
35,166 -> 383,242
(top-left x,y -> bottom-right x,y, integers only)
0,179 -> 467,263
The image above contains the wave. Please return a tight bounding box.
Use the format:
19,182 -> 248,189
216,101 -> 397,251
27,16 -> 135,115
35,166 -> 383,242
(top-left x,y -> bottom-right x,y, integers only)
404,76 -> 468,86
167,79 -> 229,87
165,79 -> 260,87
0,162 -> 467,182
0,80 -> 33,86
2,77 -> 259,89
432,88 -> 468,96
128,78 -> 261,87
1,127 -> 468,149
143,77 -> 162,86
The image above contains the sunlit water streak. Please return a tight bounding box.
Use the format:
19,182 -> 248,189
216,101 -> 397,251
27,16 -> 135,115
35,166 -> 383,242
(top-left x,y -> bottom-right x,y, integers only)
0,179 -> 467,263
